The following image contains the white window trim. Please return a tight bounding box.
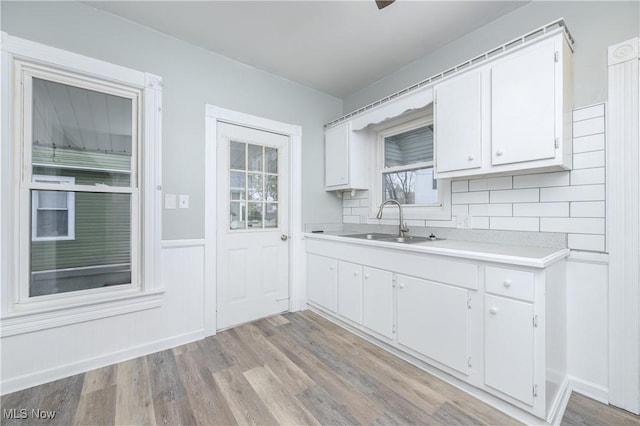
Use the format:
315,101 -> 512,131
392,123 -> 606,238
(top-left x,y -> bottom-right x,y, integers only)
369,111 -> 451,221
31,175 -> 76,242
0,33 -> 164,336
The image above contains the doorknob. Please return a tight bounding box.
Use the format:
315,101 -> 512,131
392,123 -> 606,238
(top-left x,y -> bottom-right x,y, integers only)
280,234 -> 289,241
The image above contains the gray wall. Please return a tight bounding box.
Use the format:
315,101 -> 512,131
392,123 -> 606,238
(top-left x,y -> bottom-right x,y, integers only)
1,1 -> 344,240
344,1 -> 640,113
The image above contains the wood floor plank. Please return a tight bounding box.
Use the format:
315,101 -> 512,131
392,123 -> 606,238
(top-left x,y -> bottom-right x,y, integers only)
268,329 -> 384,424
432,401 -> 486,426
562,392 -> 640,426
266,314 -> 290,327
81,364 -> 117,395
73,385 -> 117,426
147,349 -> 197,426
296,385 -> 363,426
252,318 -> 278,337
171,340 -> 200,357
114,357 -> 156,425
235,323 -> 315,394
243,364 -> 320,425
38,373 -> 84,426
174,347 -> 237,426
214,328 -> 263,371
212,366 -> 278,426
196,335 -> 235,374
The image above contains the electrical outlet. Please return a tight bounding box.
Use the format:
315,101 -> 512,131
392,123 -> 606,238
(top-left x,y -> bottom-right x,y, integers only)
457,215 -> 472,229
179,194 -> 190,209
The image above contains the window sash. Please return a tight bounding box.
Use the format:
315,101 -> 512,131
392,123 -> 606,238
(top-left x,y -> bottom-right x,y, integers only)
18,65 -> 142,303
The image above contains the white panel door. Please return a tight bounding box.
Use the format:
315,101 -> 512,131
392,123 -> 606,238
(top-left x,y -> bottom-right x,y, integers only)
362,266 -> 394,339
396,275 -> 469,374
435,70 -> 482,173
325,122 -> 350,187
338,261 -> 363,324
491,38 -> 556,166
484,294 -> 534,405
217,122 -> 289,330
306,254 -> 338,312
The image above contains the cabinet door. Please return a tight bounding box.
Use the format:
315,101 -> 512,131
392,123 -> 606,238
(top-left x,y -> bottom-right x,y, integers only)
338,261 -> 363,324
484,294 -> 534,406
434,71 -> 482,173
306,254 -> 337,312
325,122 -> 350,187
491,39 -> 556,166
362,266 -> 394,339
396,275 -> 469,374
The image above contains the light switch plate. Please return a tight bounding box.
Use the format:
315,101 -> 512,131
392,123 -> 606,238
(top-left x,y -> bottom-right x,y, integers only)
179,194 -> 190,209
164,194 -> 177,209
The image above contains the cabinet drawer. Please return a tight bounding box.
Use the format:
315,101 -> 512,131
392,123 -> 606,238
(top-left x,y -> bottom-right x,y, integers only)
485,266 -> 534,302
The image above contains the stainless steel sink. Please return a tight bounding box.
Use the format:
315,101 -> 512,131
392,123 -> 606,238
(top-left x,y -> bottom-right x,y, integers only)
340,233 -> 396,240
340,233 -> 443,244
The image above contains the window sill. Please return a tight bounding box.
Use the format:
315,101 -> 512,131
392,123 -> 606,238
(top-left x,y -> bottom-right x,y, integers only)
0,288 -> 165,337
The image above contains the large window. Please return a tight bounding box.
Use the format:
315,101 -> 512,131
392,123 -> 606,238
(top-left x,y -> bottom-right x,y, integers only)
2,34 -> 162,322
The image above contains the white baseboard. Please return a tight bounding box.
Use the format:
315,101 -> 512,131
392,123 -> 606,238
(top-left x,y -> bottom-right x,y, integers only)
0,329 -> 204,395
569,376 -> 609,404
547,376 -> 572,425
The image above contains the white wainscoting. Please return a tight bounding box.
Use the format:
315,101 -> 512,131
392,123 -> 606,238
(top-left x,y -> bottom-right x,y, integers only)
566,251 -> 609,403
0,240 -> 206,395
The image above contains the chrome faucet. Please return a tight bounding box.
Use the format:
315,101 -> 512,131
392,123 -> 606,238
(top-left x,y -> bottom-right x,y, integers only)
376,199 -> 409,237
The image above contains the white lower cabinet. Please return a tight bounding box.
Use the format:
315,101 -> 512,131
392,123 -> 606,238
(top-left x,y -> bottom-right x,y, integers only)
306,254 -> 337,312
397,275 -> 470,375
338,261 -> 363,324
484,294 -> 534,405
362,266 -> 394,339
305,237 -> 566,422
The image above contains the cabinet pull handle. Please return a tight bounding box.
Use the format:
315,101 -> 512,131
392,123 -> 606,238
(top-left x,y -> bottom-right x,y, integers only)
503,280 -> 512,288
489,307 -> 498,315
496,150 -> 504,157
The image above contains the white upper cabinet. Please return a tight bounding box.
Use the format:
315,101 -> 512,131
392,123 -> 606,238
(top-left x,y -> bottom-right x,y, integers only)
491,37 -> 557,166
434,30 -> 573,179
325,121 -> 368,191
434,70 -> 483,173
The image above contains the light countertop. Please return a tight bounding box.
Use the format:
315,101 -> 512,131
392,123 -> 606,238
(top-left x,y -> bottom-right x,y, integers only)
304,231 -> 569,268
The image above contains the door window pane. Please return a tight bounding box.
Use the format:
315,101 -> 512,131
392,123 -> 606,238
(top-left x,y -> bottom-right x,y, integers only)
248,173 -> 263,201
247,203 -> 263,228
265,175 -> 278,202
230,141 -> 246,170
230,202 -> 246,229
32,78 -> 133,187
230,171 -> 246,200
265,203 -> 278,228
30,192 -> 131,297
248,144 -> 263,172
266,147 -> 278,173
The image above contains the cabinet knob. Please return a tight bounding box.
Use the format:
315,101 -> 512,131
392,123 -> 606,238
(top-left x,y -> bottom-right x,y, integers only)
496,150 -> 504,157
354,271 -> 359,277
489,307 -> 498,315
330,265 -> 335,270
503,280 -> 512,288
364,274 -> 370,279
399,283 -> 405,289
468,155 -> 474,161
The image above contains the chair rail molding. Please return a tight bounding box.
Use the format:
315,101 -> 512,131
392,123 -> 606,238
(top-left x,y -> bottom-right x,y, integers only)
607,36 -> 640,415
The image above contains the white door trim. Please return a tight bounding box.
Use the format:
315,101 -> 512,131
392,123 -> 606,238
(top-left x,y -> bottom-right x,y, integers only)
204,105 -> 302,336
607,37 -> 640,414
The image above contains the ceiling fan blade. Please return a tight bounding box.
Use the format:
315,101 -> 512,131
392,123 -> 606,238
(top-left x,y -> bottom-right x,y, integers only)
375,0 -> 395,10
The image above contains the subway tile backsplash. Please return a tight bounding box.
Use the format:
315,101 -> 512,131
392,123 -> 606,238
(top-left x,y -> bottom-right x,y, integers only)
341,103 -> 607,252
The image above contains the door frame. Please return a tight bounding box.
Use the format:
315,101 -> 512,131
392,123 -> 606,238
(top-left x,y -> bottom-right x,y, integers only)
204,105 -> 302,336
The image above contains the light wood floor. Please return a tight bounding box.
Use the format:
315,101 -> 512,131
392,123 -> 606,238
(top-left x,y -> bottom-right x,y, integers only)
1,310 -> 638,425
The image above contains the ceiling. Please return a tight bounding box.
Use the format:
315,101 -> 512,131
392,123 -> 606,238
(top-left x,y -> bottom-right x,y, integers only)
88,1 -> 528,99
